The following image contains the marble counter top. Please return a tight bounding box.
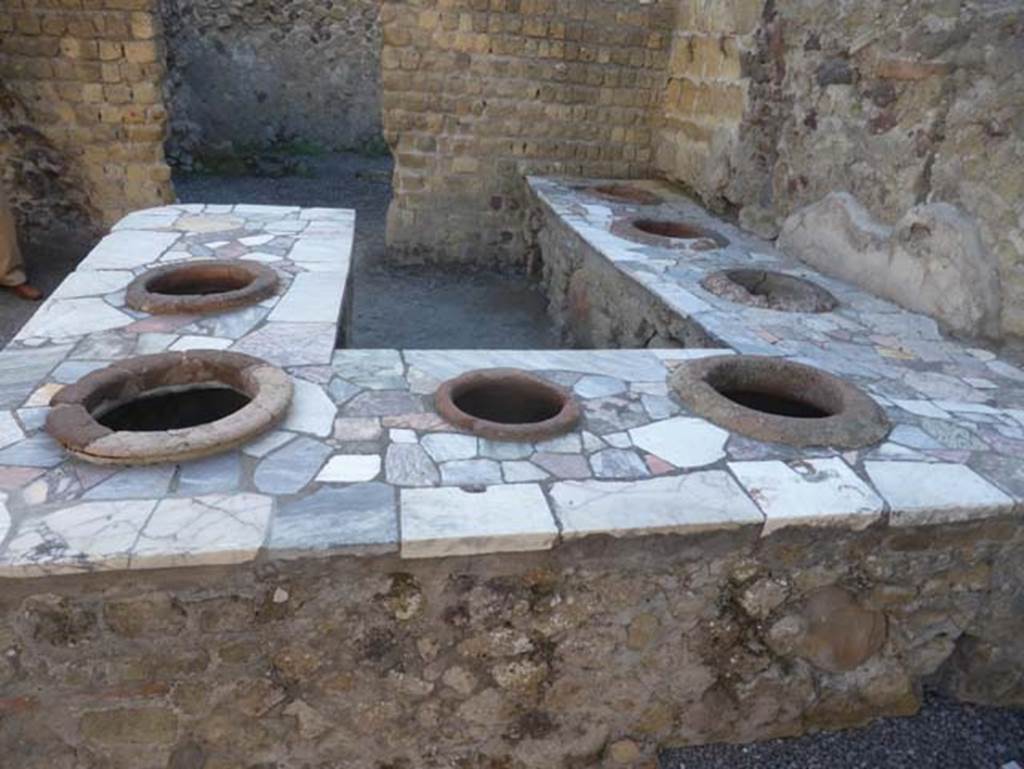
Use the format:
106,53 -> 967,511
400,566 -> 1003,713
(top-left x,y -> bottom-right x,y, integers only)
0,193 -> 1020,578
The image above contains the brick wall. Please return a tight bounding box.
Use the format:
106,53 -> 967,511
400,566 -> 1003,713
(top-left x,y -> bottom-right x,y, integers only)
0,0 -> 173,233
654,0 -> 762,215
380,0 -> 674,267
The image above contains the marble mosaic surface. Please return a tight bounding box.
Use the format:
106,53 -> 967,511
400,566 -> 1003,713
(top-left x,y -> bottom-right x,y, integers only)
0,197 -> 1022,577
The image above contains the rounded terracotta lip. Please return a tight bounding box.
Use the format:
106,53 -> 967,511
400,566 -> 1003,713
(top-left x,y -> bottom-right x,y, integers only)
583,184 -> 663,206
46,350 -> 293,466
670,354 -> 890,449
125,259 -> 279,315
701,269 -> 839,313
435,368 -> 581,443
613,217 -> 731,250
632,218 -> 730,245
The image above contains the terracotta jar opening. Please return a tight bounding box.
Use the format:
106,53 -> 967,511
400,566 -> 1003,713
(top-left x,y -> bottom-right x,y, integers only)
47,350 -> 292,466
435,368 -> 580,442
126,260 -> 279,315
670,355 -> 890,448
627,218 -> 730,249
702,269 -> 838,313
95,384 -> 253,432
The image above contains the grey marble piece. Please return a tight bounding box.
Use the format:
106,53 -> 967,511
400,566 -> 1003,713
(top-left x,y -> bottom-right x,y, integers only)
422,433 -> 479,463
0,435 -> 67,469
479,439 -> 533,460
271,482 -> 397,555
590,449 -> 651,479
52,360 -> 110,384
0,345 -> 71,408
574,375 -> 627,399
344,391 -> 427,418
328,378 -> 362,404
533,453 -> 591,480
440,459 -> 503,486
84,464 -> 176,500
582,397 -> 651,435
177,453 -> 243,496
254,437 -> 333,495
385,444 -> 440,487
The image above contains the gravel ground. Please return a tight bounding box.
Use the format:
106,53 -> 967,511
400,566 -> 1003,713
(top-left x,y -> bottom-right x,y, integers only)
660,692 -> 1024,769
174,153 -> 559,349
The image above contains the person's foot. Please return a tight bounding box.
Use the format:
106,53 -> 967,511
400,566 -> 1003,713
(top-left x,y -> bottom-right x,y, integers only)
5,283 -> 43,301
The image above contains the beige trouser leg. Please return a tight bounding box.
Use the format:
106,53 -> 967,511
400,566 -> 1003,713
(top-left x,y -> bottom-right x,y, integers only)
0,189 -> 27,288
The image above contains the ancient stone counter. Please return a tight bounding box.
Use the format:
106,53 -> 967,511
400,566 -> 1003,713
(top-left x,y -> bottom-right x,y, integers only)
0,201 -> 1022,767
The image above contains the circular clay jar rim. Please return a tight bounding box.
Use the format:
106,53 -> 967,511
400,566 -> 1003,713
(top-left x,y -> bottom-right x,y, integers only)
583,184 -> 664,206
435,368 -> 581,443
669,355 -> 890,449
701,269 -> 839,314
614,217 -> 730,251
125,259 -> 279,315
46,350 -> 293,466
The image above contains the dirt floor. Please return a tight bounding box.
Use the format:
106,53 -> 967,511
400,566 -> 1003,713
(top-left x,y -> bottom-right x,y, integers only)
174,153 -> 560,350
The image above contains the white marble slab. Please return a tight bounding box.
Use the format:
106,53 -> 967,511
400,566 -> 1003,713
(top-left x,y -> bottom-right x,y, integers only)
550,472 -> 763,539
269,272 -> 347,323
53,270 -> 135,299
866,462 -> 1017,526
169,336 -> 234,352
79,230 -> 180,270
131,493 -> 274,569
17,297 -> 135,341
730,458 -> 885,534
317,455 -> 383,483
629,417 -> 729,468
0,500 -> 157,576
283,379 -> 337,437
401,484 -> 558,559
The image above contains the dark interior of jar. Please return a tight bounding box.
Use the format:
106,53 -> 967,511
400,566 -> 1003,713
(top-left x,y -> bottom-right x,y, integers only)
94,384 -> 252,431
453,379 -> 565,425
147,266 -> 254,296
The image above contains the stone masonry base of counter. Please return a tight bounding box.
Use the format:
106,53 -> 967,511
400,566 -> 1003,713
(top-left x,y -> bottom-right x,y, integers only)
0,517 -> 1020,769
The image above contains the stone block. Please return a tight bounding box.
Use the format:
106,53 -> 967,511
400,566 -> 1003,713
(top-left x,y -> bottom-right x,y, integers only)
779,192 -> 1002,338
80,707 -> 178,746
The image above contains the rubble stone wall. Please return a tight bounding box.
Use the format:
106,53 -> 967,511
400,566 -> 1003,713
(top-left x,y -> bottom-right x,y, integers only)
0,518 -> 1021,768
654,0 -> 1024,338
380,0 -> 674,267
0,0 -> 173,234
160,0 -> 384,168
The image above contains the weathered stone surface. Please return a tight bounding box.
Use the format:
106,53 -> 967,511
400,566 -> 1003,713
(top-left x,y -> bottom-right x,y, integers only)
162,0 -> 383,169
779,193 -> 1002,337
0,514 -> 1020,767
80,707 -> 178,746
767,587 -> 887,673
